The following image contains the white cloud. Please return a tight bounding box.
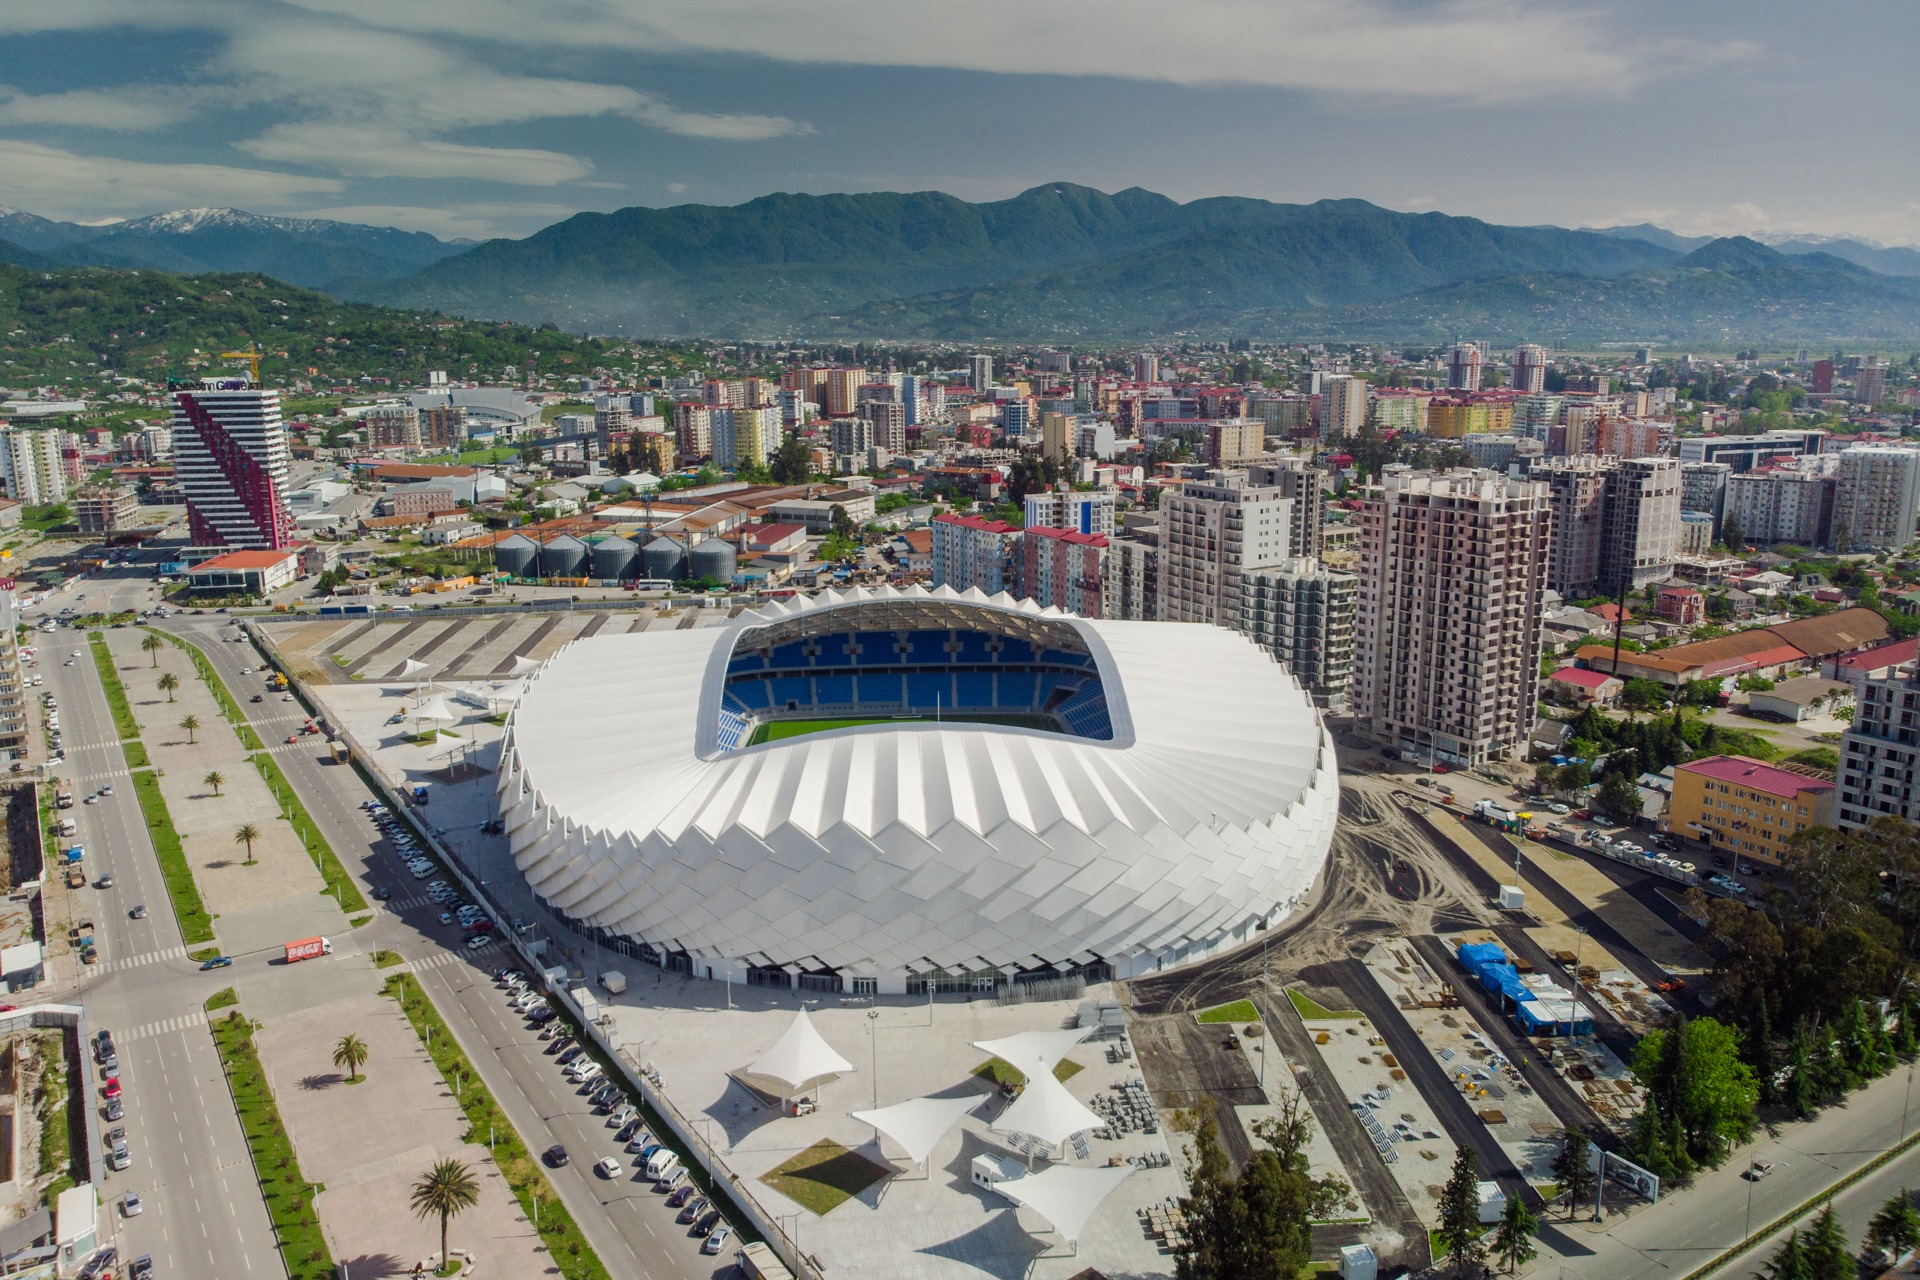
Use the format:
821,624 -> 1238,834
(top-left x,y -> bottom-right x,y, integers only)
666,182 -> 688,194
290,202 -> 580,239
630,95 -> 810,141
0,139 -> 341,219
0,84 -> 203,131
238,123 -> 595,185
1596,203 -> 1920,251
284,0 -> 1706,104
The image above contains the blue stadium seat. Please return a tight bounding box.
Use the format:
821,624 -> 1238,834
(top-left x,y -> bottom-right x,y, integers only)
904,630 -> 949,663
953,632 -> 993,663
997,671 -> 1036,708
715,708 -> 749,752
767,642 -> 808,669
814,675 -> 853,706
1039,648 -> 1093,669
904,672 -> 950,710
954,673 -> 995,708
727,651 -> 767,674
851,633 -> 893,666
769,677 -> 811,708
1036,672 -> 1078,705
998,637 -> 1036,664
856,673 -> 902,705
722,691 -> 747,716
732,680 -> 772,710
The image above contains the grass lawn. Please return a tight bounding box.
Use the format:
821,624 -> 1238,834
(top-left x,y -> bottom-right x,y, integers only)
971,1056 -> 1084,1088
1287,988 -> 1361,1020
760,1139 -> 891,1215
383,973 -> 618,1280
1196,999 -> 1260,1024
250,749 -> 368,914
86,633 -> 142,740
371,949 -> 404,968
209,1006 -> 335,1280
1712,725 -> 1780,761
748,712 -> 1061,746
130,768 -> 216,944
206,986 -> 239,1011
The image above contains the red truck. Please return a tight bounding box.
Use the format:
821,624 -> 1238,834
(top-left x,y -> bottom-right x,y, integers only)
283,937 -> 333,963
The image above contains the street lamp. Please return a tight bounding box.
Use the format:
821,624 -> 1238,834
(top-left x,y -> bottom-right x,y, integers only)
868,1009 -> 880,1109
1255,918 -> 1271,1093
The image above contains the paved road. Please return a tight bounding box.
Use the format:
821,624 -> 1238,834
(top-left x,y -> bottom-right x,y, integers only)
37,605 -> 280,1279
163,614 -> 733,1280
1538,1063 -> 1920,1280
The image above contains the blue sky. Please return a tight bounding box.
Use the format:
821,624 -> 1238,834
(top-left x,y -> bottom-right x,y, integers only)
0,0 -> 1914,246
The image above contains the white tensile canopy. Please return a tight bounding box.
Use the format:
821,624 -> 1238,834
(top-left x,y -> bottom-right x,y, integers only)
971,1028 -> 1090,1077
850,1095 -> 981,1167
507,654 -> 542,677
992,1055 -> 1101,1149
746,1009 -> 853,1095
996,1164 -> 1133,1245
398,658 -> 433,678
413,694 -> 458,722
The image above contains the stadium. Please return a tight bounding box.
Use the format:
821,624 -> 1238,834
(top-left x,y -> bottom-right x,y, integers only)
497,585 -> 1338,995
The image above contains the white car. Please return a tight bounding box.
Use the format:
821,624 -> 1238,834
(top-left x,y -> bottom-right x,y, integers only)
596,1157 -> 624,1179
465,935 -> 491,950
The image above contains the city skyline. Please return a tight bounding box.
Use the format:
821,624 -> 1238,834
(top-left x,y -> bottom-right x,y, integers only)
0,0 -> 1915,245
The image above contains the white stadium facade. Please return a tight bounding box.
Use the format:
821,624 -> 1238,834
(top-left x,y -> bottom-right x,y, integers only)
497,586 -> 1338,996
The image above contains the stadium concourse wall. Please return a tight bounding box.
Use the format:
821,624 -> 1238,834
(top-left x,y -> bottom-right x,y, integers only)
246,626 -> 816,1280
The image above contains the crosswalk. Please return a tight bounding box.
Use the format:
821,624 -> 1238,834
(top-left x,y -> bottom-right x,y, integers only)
97,945 -> 188,974
407,944 -> 492,974
121,1010 -> 208,1043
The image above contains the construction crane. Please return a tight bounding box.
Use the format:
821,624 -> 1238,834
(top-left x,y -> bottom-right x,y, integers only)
219,343 -> 263,386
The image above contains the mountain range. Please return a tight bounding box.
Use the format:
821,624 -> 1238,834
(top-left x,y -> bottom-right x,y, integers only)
6,187 -> 1920,342
0,207 -> 464,291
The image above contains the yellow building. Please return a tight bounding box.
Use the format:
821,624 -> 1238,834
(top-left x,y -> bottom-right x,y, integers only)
1671,754 -> 1836,865
1427,397 -> 1515,438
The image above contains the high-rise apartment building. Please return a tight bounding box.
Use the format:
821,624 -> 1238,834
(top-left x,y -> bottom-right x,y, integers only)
1239,558 -> 1356,710
1133,353 -> 1159,384
930,513 -> 1020,594
859,400 -> 906,453
419,405 -> 466,450
825,368 -> 867,418
1854,363 -> 1889,405
0,428 -> 74,505
1354,467 -> 1553,766
1040,411 -> 1072,465
1156,470 -> 1292,627
1446,342 -> 1484,391
1024,488 -> 1116,537
1205,419 -> 1267,466
1536,455 -> 1610,598
1811,360 -> 1836,394
672,403 -> 712,460
171,379 -> 293,549
1680,461 -> 1733,537
1511,344 -> 1549,395
1725,458 -> 1837,547
0,584 -> 22,756
712,405 -> 783,468
1020,528 -> 1107,617
968,354 -> 994,392
1600,456 -> 1682,591
1839,665 -> 1920,828
1319,375 -> 1368,438
1832,444 -> 1920,551
1594,419 -> 1666,459
1246,456 -> 1326,562
362,403 -> 421,449
74,484 -> 139,535
1103,529 -> 1159,621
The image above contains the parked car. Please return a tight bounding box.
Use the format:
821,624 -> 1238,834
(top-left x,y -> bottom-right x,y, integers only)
703,1224 -> 731,1253
595,1157 -> 624,1179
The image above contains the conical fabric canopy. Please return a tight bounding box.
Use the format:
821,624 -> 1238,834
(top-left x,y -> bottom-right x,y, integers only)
972,1028 -> 1090,1076
991,1055 -> 1100,1147
413,695 -> 457,722
997,1164 -> 1133,1244
398,658 -> 433,677
508,654 -> 542,677
850,1095 -> 981,1166
745,1009 -> 853,1091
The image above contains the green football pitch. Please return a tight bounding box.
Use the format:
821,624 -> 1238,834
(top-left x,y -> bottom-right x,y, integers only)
746,713 -> 1060,746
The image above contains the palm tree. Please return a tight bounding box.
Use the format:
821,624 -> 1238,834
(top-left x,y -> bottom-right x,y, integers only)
203,770 -> 225,797
157,672 -> 180,703
180,714 -> 201,744
410,1158 -> 480,1274
233,822 -> 260,865
140,633 -> 165,666
331,1033 -> 369,1083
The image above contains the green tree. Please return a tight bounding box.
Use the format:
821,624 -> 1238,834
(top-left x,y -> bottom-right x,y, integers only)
233,822 -> 260,866
1594,769 -> 1644,825
140,633 -> 164,666
1630,1015 -> 1759,1167
1620,678 -> 1669,711
157,672 -> 179,702
179,713 -> 200,743
1723,510 -> 1745,552
1802,1203 -> 1854,1280
1551,1128 -> 1595,1220
410,1158 -> 481,1275
202,770 -> 224,797
769,430 -> 812,484
1762,1229 -> 1808,1280
1437,1146 -> 1485,1277
1174,1109 -> 1313,1280
331,1033 -> 369,1083
1864,1190 -> 1920,1265
829,503 -> 856,540
1489,1192 -> 1538,1275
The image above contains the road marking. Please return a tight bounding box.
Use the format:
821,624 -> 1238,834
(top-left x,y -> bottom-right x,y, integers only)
123,1011 -> 209,1043
100,945 -> 188,974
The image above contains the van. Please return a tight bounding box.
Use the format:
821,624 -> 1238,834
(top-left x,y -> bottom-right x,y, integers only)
655,1166 -> 687,1193
644,1148 -> 679,1181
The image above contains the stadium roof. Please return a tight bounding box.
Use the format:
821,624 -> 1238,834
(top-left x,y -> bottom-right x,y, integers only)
498,584 -> 1337,984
